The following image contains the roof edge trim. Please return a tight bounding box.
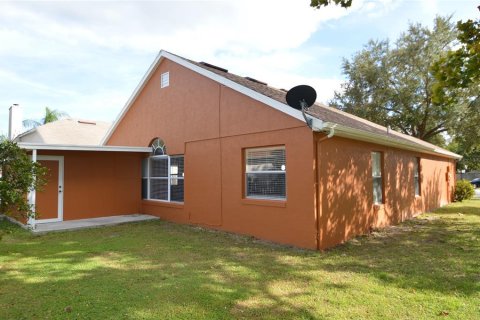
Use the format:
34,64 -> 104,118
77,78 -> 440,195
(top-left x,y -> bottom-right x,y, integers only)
318,123 -> 462,160
18,143 -> 151,153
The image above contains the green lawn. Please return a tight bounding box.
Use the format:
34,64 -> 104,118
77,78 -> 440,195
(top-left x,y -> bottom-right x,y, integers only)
1,201 -> 480,320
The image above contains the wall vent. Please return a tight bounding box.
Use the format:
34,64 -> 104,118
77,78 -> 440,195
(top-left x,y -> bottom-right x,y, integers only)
161,72 -> 170,88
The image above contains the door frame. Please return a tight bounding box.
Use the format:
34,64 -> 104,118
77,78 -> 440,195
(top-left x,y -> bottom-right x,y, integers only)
35,155 -> 64,223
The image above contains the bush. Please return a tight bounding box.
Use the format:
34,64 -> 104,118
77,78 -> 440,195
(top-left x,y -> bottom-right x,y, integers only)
0,139 -> 47,220
454,179 -> 475,202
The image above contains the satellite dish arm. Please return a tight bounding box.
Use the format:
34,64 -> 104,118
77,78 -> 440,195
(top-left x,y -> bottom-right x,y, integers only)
300,99 -> 313,129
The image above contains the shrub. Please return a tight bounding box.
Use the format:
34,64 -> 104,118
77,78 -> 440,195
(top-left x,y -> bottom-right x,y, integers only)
454,179 -> 475,202
0,139 -> 47,220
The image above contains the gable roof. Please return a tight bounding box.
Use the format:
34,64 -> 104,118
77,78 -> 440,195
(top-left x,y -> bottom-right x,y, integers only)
15,118 -> 111,146
102,50 -> 461,160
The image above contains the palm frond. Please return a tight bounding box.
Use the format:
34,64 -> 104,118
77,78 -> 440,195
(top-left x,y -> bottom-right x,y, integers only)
22,119 -> 41,129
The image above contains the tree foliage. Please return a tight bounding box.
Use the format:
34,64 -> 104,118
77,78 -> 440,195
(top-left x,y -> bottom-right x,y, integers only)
0,140 -> 47,220
433,18 -> 480,169
433,19 -> 480,93
330,16 -> 458,144
23,107 -> 69,129
310,0 -> 352,9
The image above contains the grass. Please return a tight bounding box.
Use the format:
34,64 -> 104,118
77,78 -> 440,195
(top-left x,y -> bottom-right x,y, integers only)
1,201 -> 480,319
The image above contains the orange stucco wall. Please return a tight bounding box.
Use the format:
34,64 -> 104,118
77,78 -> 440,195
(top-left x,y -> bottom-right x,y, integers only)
36,150 -> 144,221
107,58 -> 318,249
102,57 -> 456,250
316,135 -> 455,249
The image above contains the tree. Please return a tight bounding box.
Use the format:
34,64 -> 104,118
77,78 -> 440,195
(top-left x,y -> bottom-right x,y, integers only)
433,18 -> 480,169
310,0 -> 352,9
330,16 -> 458,144
0,140 -> 47,221
23,107 -> 69,129
433,19 -> 480,94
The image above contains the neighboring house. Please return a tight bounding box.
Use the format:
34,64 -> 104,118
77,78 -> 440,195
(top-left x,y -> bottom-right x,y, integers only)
15,118 -> 111,145
9,50 -> 461,250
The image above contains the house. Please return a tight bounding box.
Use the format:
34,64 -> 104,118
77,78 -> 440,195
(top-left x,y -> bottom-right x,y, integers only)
8,50 -> 461,250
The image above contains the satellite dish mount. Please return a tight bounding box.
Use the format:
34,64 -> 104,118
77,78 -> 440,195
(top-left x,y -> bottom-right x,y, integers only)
285,85 -> 317,129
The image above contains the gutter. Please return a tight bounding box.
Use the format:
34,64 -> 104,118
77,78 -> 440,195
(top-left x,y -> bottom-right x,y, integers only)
18,143 -> 151,153
305,115 -> 462,160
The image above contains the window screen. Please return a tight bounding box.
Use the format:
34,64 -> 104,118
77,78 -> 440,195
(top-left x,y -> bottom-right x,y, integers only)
141,158 -> 148,199
371,152 -> 383,204
149,157 -> 168,200
170,156 -> 184,202
142,155 -> 184,203
245,146 -> 286,200
414,157 -> 421,196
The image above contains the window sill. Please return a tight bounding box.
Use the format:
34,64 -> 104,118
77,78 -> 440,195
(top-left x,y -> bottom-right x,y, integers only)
142,199 -> 184,208
241,198 -> 287,208
373,203 -> 384,210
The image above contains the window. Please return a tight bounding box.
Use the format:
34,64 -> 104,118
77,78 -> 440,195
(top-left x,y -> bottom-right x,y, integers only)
414,157 -> 421,196
161,72 -> 169,88
371,152 -> 383,204
142,155 -> 184,202
151,138 -> 167,156
245,146 -> 286,200
142,139 -> 184,202
169,156 -> 185,202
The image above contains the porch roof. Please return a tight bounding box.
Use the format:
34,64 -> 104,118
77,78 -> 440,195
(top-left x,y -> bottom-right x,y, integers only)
18,142 -> 151,153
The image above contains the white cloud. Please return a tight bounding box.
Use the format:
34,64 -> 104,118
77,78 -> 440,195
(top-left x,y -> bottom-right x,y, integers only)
9,0 -> 462,136
1,0 -> 365,135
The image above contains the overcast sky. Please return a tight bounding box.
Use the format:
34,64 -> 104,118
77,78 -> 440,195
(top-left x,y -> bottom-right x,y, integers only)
0,0 -> 476,136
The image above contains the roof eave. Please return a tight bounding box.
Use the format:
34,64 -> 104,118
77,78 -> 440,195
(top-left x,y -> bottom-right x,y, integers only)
18,142 -> 151,153
316,122 -> 462,160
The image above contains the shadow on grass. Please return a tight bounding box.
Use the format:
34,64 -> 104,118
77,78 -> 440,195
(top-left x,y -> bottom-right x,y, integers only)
321,200 -> 480,296
1,204 -> 479,319
0,219 -> 320,319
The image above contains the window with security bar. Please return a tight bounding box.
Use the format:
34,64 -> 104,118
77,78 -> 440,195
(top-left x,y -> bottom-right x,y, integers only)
142,155 -> 184,202
245,146 -> 286,200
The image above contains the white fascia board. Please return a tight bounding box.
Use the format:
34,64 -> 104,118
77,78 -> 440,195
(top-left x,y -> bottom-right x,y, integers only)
432,148 -> 463,160
18,143 -> 151,153
319,123 -> 462,160
100,50 -> 304,145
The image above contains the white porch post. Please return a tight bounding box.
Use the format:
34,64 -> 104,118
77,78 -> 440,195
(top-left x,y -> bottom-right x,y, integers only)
27,149 -> 37,229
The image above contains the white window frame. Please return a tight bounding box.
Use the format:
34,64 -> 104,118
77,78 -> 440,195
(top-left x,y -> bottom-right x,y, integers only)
143,154 -> 184,203
161,72 -> 170,88
245,146 -> 286,201
414,157 -> 421,196
371,151 -> 384,204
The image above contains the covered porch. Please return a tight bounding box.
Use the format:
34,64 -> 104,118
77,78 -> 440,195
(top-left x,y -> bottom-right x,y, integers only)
19,143 -> 151,230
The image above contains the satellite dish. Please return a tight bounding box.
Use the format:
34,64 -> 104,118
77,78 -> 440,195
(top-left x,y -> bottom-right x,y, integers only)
285,85 -> 317,129
286,85 -> 317,110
